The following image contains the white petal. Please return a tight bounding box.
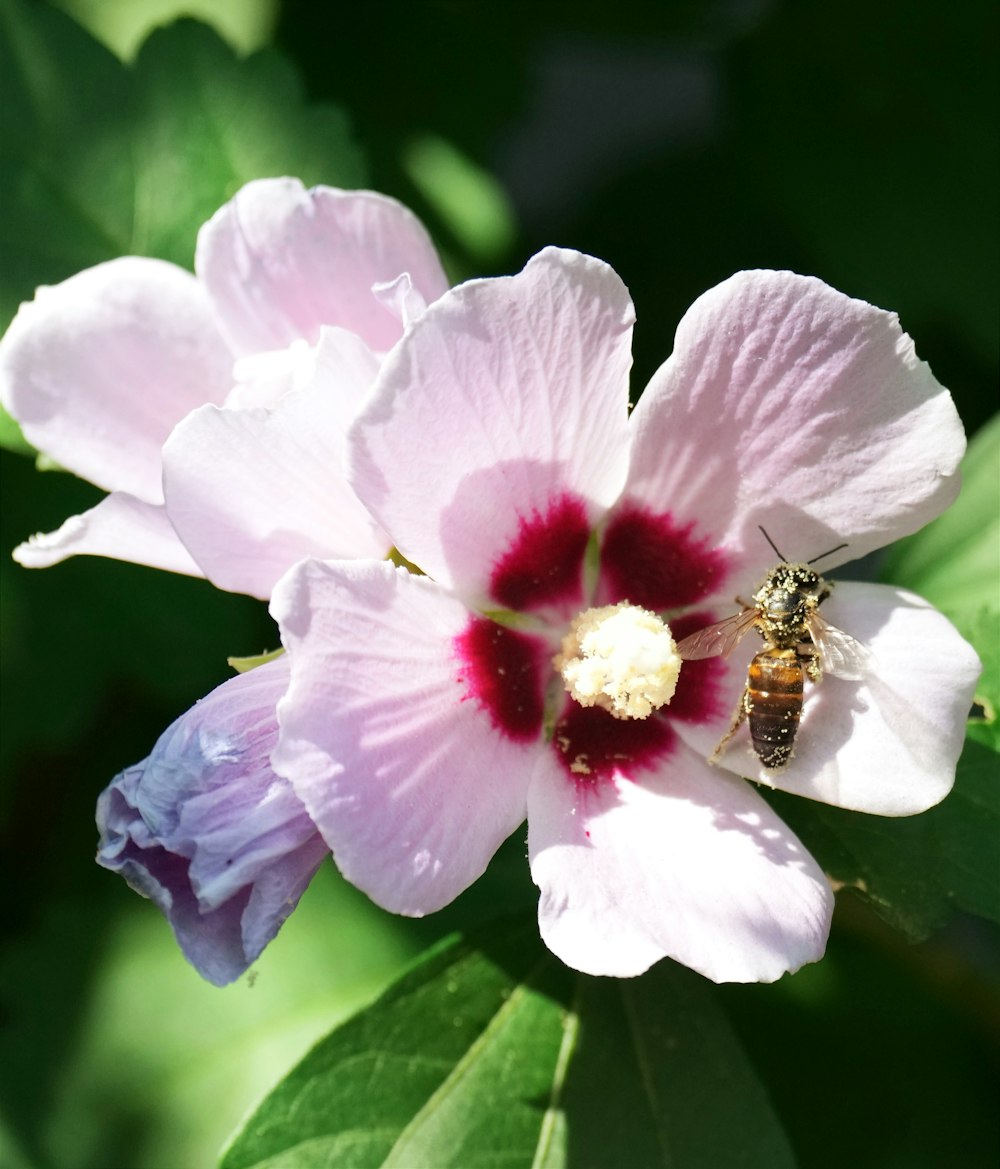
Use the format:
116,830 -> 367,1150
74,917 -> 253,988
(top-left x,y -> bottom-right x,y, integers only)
349,247 -> 634,602
628,270 -> 965,590
714,582 -> 981,814
13,491 -> 201,576
225,338 -> 316,409
163,329 -> 388,599
196,178 -> 449,356
271,559 -> 539,914
528,744 -> 833,982
0,258 -> 233,503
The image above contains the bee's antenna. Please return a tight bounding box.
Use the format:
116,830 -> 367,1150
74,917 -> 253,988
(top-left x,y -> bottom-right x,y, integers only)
808,542 -> 848,566
758,525 -> 786,561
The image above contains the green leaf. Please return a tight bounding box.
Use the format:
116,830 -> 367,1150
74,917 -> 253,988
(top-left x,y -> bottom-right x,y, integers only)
128,20 -> 365,267
764,737 -> 1000,939
220,918 -> 794,1169
964,607 -> 999,752
227,646 -> 284,673
0,402 -> 34,456
401,133 -> 517,264
0,867 -> 419,1169
882,413 -> 1000,749
0,0 -> 366,330
50,0 -> 279,62
882,412 -> 1000,623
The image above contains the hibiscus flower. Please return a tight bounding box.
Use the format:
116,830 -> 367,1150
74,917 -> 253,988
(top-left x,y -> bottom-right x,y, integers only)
0,176 -> 448,595
270,249 -> 980,983
0,177 -> 449,984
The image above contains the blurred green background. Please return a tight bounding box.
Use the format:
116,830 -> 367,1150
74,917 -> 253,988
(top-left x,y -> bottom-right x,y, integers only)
1,1 -> 997,1167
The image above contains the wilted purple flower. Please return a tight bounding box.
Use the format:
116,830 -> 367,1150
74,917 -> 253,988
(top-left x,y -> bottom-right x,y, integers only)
97,658 -> 328,985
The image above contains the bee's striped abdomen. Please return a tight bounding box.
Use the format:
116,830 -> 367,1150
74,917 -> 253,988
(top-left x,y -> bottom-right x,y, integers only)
746,649 -> 804,768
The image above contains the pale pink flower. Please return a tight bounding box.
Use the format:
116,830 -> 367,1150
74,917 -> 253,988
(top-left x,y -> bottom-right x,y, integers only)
0,177 -> 448,598
1,177 -> 447,984
270,250 -> 979,983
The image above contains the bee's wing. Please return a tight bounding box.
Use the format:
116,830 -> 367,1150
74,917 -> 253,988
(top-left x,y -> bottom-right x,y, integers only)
676,609 -> 758,660
807,610 -> 872,680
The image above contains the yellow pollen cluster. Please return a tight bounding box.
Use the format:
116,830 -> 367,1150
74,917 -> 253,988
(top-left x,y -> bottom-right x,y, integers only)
554,603 -> 682,720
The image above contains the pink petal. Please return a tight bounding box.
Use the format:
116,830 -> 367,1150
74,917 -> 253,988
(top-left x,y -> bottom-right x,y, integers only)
627,271 -> 966,590
163,329 -> 389,599
349,248 -> 634,600
270,559 -> 535,914
13,491 -> 202,575
0,258 -> 233,504
528,745 -> 833,982
715,582 -> 981,814
372,272 -> 430,327
224,338 -> 316,409
196,178 -> 449,357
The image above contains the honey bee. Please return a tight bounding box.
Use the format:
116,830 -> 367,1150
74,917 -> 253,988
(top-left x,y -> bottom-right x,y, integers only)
676,527 -> 869,769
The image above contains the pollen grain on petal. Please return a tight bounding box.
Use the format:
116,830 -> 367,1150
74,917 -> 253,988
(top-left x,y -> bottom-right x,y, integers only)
551,700 -> 676,788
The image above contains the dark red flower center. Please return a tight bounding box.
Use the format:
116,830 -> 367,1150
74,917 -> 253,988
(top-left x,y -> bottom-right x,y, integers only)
456,495 -> 731,789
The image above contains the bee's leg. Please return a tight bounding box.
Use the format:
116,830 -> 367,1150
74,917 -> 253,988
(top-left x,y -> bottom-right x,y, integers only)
709,687 -> 750,764
798,642 -> 822,683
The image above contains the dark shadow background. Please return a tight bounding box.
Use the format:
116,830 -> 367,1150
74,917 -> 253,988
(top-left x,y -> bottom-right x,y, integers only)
275,0 -> 996,433
1,1 -> 997,1166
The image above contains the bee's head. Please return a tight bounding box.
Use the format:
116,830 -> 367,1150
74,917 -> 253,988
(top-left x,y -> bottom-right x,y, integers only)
756,563 -> 824,619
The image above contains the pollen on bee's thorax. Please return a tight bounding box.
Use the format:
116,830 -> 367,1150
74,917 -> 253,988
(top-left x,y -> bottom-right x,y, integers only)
554,602 -> 682,720
754,563 -> 824,626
